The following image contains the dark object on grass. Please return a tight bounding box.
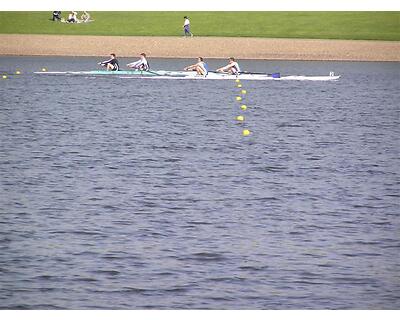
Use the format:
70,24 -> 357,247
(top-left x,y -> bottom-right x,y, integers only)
52,11 -> 61,21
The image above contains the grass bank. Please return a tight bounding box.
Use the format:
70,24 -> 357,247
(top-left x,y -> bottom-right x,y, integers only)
0,12 -> 399,41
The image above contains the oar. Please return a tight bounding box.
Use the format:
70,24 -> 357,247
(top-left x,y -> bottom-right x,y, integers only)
239,71 -> 273,75
238,71 -> 282,76
208,70 -> 277,76
126,64 -> 160,76
144,69 -> 161,76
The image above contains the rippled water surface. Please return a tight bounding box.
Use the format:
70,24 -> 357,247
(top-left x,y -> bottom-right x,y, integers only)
0,57 -> 399,309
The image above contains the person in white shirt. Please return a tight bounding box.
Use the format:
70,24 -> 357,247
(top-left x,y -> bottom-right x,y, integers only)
183,16 -> 193,37
216,57 -> 241,75
184,57 -> 208,76
67,11 -> 78,23
127,53 -> 150,71
81,11 -> 91,23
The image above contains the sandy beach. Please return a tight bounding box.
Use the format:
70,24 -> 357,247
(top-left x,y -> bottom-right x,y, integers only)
0,34 -> 399,61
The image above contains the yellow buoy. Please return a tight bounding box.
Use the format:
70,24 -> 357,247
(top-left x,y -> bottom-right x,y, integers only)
41,68 -> 47,72
242,129 -> 251,136
2,75 -> 7,79
15,70 -> 21,75
236,96 -> 242,101
235,79 -> 240,83
241,90 -> 247,94
237,84 -> 242,88
241,105 -> 247,111
236,115 -> 244,121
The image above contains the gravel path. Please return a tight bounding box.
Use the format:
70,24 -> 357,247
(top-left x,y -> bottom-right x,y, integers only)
1,34 -> 399,61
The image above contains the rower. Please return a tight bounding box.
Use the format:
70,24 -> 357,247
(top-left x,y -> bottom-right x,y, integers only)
216,57 -> 241,75
183,57 -> 208,76
98,53 -> 120,71
127,53 -> 150,71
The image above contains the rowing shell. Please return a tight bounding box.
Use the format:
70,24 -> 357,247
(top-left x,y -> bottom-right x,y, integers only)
34,70 -> 158,76
34,70 -> 341,81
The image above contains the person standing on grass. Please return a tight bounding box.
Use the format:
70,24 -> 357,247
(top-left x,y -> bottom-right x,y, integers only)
183,16 -> 193,37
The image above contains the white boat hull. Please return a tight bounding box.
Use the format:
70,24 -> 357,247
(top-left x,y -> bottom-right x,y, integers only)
35,70 -> 341,81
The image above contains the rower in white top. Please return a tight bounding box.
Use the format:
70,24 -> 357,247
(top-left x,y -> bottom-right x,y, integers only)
127,53 -> 150,71
183,57 -> 209,76
216,57 -> 241,75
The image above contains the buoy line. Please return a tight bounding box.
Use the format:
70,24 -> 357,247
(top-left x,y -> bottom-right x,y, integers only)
234,78 -> 251,137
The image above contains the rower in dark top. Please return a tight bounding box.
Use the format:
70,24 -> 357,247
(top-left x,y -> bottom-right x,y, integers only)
98,53 -> 120,71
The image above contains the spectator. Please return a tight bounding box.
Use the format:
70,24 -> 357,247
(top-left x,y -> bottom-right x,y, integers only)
52,11 -> 61,22
67,11 -> 78,23
183,16 -> 193,37
81,11 -> 91,23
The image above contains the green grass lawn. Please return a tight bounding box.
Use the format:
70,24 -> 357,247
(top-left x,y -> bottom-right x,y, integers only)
0,12 -> 399,40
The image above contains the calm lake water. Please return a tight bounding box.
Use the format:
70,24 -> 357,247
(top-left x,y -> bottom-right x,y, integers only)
0,57 -> 399,309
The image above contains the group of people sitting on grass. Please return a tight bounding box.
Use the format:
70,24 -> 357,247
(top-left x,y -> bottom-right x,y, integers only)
98,53 -> 241,76
52,11 -> 92,23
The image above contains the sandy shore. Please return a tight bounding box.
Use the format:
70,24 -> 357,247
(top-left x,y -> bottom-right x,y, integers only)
0,34 -> 399,61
